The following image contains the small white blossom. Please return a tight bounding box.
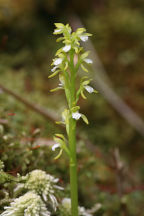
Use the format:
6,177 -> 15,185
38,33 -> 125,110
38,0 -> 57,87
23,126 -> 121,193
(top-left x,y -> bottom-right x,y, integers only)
54,58 -> 63,66
62,45 -> 71,52
51,66 -> 58,72
84,85 -> 94,93
72,111 -> 81,120
52,143 -> 60,151
80,35 -> 88,42
84,58 -> 93,64
54,29 -> 62,34
58,83 -> 63,87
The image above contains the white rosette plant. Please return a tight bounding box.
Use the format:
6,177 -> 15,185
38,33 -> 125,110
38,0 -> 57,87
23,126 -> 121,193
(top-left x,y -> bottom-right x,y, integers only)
1,192 -> 51,216
14,170 -> 63,211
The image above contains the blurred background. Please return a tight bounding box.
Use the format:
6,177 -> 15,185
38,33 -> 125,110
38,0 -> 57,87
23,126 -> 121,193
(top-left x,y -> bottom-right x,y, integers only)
0,0 -> 144,215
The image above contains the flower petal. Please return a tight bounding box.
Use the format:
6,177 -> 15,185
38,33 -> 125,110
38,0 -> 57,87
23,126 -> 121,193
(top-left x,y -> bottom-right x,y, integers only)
84,58 -> 93,64
80,35 -> 88,42
62,45 -> 71,52
84,85 -> 94,93
51,66 -> 58,72
72,112 -> 81,120
54,29 -> 62,34
52,143 -> 60,151
54,58 -> 63,66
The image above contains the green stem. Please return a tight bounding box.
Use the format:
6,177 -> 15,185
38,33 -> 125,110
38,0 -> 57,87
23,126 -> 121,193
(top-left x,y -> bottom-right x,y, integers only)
68,51 -> 79,216
69,119 -> 78,216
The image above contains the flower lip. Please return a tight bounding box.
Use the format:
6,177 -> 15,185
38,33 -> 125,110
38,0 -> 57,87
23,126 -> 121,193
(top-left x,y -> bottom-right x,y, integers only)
52,143 -> 60,151
54,58 -> 63,66
54,29 -> 62,34
51,66 -> 58,72
72,111 -> 81,120
80,35 -> 88,42
84,58 -> 93,64
58,83 -> 63,87
84,85 -> 94,93
62,45 -> 71,52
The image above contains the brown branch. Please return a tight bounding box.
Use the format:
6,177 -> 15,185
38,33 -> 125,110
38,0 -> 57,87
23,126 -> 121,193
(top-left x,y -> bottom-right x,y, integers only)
0,83 -> 61,128
0,83 -> 98,153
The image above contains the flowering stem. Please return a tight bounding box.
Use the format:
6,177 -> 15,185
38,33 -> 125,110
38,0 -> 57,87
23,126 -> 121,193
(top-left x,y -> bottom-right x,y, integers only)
69,51 -> 79,216
50,23 -> 94,216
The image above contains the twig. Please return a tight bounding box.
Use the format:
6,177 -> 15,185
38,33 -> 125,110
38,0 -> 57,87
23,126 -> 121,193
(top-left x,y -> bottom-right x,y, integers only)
0,83 -> 60,127
112,148 -> 128,216
0,83 -> 98,153
112,148 -> 124,198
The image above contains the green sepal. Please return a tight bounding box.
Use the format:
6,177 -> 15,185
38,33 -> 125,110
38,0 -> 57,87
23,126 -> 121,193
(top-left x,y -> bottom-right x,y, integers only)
54,134 -> 70,157
76,28 -> 86,34
82,80 -> 91,86
94,90 -> 98,93
80,76 -> 89,82
56,48 -> 62,56
55,133 -> 65,141
62,109 -> 69,135
64,39 -> 71,44
85,33 -> 92,37
48,70 -> 60,78
81,64 -> 88,73
74,47 -> 78,54
81,51 -> 90,60
81,90 -> 87,99
50,87 -> 62,92
76,88 -> 81,103
76,41 -> 80,46
55,121 -> 65,125
59,74 -> 65,85
71,106 -> 80,113
56,37 -> 64,42
54,149 -> 63,160
55,23 -> 64,28
81,114 -> 89,124
64,62 -> 68,71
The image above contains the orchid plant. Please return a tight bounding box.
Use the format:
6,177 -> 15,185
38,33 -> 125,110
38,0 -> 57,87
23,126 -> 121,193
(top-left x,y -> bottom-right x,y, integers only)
49,23 -> 97,216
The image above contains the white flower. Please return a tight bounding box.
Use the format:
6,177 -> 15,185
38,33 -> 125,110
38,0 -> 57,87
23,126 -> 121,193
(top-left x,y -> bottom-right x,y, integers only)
54,29 -> 62,34
62,45 -> 71,52
80,35 -> 88,42
58,83 -> 63,87
72,111 -> 81,120
52,143 -> 60,151
51,66 -> 58,72
84,58 -> 93,64
84,85 -> 94,93
54,58 -> 63,66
